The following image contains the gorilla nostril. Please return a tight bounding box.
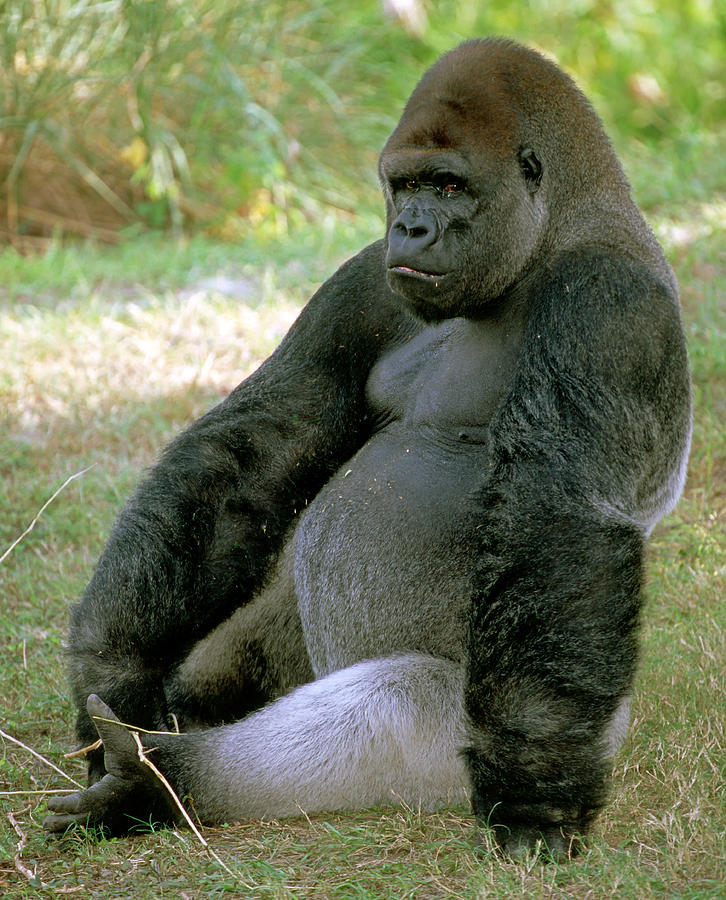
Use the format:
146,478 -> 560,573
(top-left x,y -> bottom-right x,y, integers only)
391,210 -> 439,250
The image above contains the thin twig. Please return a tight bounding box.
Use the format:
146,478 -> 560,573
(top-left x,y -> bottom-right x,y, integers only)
8,808 -> 85,893
89,714 -> 188,737
9,806 -> 46,887
130,732 -> 207,846
131,731 -> 248,884
0,466 -> 95,565
64,738 -> 102,759
0,789 -> 75,795
0,727 -> 84,789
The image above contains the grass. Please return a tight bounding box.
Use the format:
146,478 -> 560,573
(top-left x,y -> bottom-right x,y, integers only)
3,0 -> 724,240
1,196 -> 724,897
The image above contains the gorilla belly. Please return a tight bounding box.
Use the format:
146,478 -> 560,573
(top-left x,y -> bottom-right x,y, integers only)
294,425 -> 487,676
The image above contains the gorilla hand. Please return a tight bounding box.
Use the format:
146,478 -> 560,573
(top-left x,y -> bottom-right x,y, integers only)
487,808 -> 589,861
44,695 -> 180,836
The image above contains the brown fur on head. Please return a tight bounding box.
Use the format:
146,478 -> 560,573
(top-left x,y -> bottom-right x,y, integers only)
384,39 -> 627,198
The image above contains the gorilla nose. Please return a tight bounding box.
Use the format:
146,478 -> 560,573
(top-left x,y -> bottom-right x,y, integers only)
390,207 -> 440,255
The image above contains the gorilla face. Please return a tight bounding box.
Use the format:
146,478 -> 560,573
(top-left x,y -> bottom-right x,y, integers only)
380,68 -> 547,321
381,155 -> 479,317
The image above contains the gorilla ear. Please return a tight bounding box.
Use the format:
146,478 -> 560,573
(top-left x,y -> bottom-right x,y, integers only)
519,147 -> 543,191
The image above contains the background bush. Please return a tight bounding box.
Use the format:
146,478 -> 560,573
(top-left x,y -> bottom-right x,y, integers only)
1,0 -> 724,244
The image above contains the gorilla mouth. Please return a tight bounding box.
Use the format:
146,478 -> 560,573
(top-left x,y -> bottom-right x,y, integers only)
389,265 -> 449,283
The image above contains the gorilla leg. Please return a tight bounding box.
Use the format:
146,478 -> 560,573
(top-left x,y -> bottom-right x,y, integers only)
45,653 -> 469,833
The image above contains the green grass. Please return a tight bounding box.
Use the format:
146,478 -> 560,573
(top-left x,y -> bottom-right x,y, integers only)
2,0 -> 724,239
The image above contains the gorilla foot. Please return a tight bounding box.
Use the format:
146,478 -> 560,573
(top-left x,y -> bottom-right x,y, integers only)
44,695 -> 179,836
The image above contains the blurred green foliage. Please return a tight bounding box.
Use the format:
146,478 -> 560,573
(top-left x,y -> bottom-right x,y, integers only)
0,0 -> 724,240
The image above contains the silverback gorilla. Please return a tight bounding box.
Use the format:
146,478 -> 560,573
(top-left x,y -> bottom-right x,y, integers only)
45,39 -> 691,857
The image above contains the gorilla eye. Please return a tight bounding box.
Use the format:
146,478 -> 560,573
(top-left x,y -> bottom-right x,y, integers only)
442,181 -> 463,196
405,179 -> 419,192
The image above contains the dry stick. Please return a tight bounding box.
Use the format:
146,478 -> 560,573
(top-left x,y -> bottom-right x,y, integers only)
8,808 -> 84,894
0,465 -> 95,565
9,807 -> 43,886
2,468 -> 229,885
130,732 -> 249,886
0,728 -> 84,789
3,718 -> 184,794
86,714 -> 188,737
0,470 -> 93,796
0,789 -> 75,796
64,738 -> 103,759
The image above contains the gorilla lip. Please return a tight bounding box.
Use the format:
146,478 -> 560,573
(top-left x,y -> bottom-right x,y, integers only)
389,265 -> 448,282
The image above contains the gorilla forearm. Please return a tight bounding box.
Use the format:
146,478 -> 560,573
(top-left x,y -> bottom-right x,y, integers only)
461,254 -> 684,846
464,495 -> 643,847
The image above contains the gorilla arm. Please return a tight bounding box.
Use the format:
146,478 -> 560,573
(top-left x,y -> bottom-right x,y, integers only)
66,241 -> 415,773
463,250 -> 691,856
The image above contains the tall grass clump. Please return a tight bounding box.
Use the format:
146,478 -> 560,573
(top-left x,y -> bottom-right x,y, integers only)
0,0 -> 414,244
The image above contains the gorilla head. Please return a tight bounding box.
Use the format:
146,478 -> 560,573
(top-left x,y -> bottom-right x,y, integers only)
380,39 -> 630,321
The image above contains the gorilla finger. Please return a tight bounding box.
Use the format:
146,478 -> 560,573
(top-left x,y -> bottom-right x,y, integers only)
44,812 -> 88,833
46,790 -> 89,815
494,823 -> 578,863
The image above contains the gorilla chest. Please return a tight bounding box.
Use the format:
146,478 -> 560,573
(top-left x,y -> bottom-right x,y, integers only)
367,315 -> 520,431
293,316 -> 522,676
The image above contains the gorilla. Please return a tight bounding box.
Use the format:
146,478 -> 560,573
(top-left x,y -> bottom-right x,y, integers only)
45,38 -> 691,858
